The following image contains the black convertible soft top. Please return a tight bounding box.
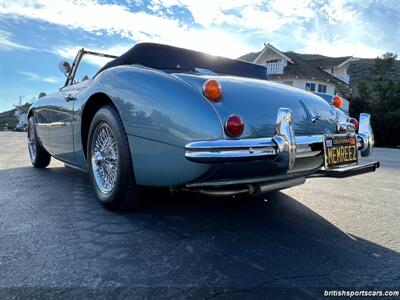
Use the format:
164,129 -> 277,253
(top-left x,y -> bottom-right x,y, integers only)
97,43 -> 267,80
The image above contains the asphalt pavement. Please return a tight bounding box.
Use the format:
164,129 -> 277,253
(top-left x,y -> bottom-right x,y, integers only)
0,132 -> 399,299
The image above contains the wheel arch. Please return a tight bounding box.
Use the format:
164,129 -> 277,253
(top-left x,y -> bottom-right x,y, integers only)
81,92 -> 122,161
27,107 -> 34,119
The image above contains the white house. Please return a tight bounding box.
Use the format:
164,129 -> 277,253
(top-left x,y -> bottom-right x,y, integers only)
239,43 -> 359,99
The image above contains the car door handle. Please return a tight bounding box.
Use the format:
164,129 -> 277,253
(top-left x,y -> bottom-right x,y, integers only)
65,95 -> 76,102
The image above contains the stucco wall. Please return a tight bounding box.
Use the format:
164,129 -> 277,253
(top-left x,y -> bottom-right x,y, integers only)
273,78 -> 336,95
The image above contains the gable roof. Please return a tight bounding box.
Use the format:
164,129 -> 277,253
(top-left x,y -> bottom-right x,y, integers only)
253,43 -> 294,64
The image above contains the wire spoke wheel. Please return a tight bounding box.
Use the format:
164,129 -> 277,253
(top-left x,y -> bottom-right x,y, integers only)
91,122 -> 119,195
28,121 -> 36,161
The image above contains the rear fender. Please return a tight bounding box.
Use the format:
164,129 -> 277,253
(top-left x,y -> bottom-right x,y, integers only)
77,66 -> 224,186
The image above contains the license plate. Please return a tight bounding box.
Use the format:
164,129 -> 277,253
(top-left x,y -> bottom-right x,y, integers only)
324,134 -> 358,169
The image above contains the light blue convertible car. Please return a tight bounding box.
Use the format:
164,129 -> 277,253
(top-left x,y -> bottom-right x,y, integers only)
28,43 -> 379,210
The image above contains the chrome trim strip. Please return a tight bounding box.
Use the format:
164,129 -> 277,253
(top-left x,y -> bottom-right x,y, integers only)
184,138 -> 277,163
185,146 -> 277,162
185,137 -> 277,149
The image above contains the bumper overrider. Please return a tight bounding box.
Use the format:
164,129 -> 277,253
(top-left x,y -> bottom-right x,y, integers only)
184,108 -> 379,194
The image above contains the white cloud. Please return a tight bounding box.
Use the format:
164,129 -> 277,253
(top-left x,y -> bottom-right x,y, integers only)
0,0 -> 393,58
0,0 -> 254,58
19,71 -> 60,83
0,0 -> 187,41
299,35 -> 382,57
0,30 -> 35,51
43,77 -> 59,83
154,0 -> 315,31
319,0 -> 356,25
292,0 -> 386,58
155,0 -> 261,27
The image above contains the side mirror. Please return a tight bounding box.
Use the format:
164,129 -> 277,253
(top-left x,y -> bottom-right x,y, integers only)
58,61 -> 71,76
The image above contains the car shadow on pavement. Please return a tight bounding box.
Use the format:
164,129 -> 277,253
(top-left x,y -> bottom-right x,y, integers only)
0,165 -> 399,299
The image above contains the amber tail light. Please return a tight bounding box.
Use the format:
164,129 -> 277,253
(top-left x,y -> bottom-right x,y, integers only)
203,79 -> 222,101
332,95 -> 343,108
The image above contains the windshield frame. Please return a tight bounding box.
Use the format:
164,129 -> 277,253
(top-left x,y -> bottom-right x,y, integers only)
62,49 -> 117,88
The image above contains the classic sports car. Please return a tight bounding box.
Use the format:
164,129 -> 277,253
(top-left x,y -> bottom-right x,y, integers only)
27,43 -> 379,210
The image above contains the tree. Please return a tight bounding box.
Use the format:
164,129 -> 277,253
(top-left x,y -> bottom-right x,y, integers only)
374,53 -> 397,80
350,53 -> 400,147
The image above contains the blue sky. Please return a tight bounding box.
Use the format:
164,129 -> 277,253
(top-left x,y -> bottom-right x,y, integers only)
0,0 -> 399,112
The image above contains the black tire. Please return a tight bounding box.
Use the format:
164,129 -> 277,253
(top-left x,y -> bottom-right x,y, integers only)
87,105 -> 144,210
27,116 -> 51,168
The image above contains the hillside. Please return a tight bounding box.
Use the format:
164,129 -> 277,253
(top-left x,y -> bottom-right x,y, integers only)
347,58 -> 400,84
0,103 -> 31,130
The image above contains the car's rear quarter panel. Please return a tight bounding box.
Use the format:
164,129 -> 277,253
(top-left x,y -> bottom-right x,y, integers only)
75,66 -> 225,186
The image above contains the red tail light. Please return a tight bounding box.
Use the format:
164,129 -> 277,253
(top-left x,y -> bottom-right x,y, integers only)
225,115 -> 244,137
349,117 -> 359,131
203,79 -> 222,101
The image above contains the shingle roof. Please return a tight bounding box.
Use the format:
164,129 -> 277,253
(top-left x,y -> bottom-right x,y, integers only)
272,52 -> 333,79
302,56 -> 353,67
237,51 -> 261,62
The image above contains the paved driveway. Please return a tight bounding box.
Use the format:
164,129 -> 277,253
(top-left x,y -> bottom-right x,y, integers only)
0,132 -> 399,299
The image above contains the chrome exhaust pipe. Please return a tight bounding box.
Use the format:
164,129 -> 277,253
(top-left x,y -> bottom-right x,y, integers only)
181,177 -> 306,197
255,177 -> 305,194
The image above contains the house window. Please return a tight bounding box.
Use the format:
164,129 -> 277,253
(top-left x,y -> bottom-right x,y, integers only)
318,84 -> 327,93
305,83 -> 315,92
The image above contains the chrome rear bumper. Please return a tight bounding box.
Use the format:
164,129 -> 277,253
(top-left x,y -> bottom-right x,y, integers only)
179,161 -> 380,197
185,108 -> 375,169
